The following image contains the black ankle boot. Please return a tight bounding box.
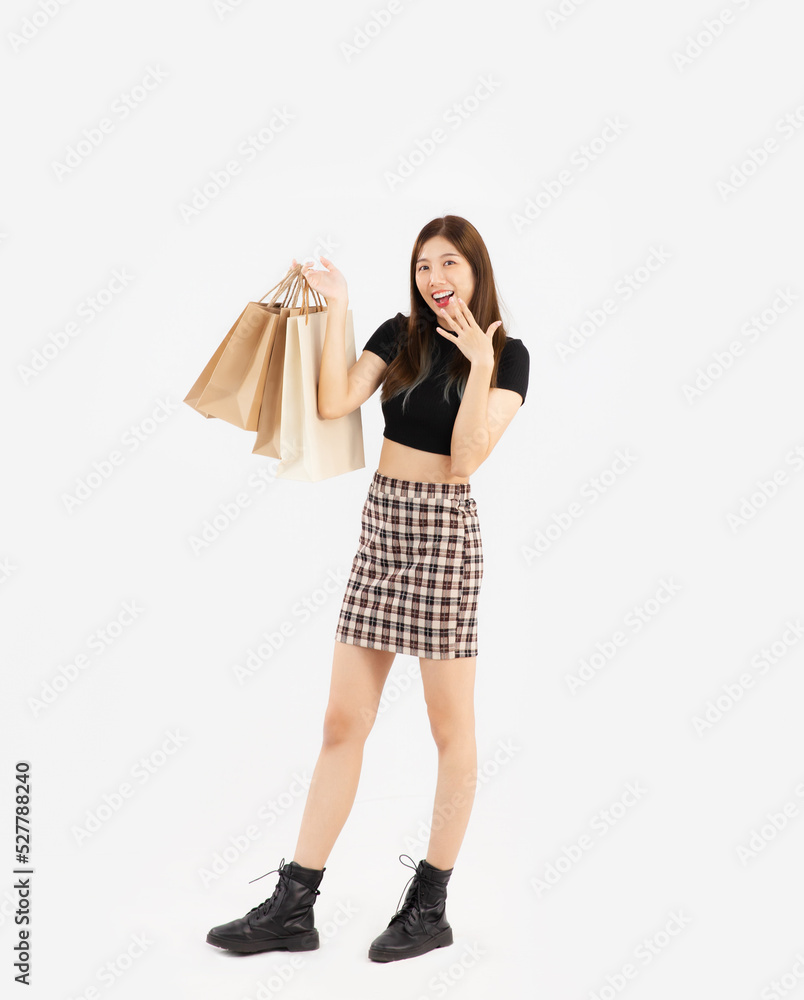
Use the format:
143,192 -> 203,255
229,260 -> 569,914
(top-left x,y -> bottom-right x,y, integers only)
206,858 -> 325,953
368,855 -> 454,963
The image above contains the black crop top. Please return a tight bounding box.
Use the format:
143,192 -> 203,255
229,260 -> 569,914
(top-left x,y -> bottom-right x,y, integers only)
362,311 -> 529,456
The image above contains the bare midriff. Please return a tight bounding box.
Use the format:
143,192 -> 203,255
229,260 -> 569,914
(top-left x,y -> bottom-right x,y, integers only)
376,437 -> 469,485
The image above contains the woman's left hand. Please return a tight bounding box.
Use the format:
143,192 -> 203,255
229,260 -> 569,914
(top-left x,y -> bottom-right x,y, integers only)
436,297 -> 500,367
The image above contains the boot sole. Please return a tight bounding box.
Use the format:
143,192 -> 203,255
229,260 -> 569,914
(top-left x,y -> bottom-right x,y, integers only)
368,926 -> 453,963
206,929 -> 319,953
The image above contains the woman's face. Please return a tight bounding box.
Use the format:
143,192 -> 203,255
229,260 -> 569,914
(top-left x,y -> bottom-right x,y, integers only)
415,235 -> 475,321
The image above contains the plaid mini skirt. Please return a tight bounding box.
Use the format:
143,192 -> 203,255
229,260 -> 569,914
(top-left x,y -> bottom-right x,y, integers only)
334,470 -> 484,660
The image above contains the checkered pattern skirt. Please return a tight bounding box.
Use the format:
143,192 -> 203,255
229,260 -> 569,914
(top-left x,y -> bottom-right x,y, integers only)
334,470 -> 484,659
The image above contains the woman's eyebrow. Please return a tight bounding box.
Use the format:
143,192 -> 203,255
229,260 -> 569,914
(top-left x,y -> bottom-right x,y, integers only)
416,253 -> 461,263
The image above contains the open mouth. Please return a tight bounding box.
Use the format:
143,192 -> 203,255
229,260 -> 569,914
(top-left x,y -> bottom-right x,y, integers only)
432,291 -> 454,304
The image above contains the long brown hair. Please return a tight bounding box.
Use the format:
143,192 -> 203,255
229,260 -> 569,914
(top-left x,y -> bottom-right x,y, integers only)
381,215 -> 511,410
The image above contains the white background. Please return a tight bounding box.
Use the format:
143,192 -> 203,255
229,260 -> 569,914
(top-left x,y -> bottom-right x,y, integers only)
3,0 -> 804,998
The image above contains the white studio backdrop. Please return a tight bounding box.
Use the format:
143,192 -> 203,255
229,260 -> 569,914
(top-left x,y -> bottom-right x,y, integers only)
2,0 -> 803,997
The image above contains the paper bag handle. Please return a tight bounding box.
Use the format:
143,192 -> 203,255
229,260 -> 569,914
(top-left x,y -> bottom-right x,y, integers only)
260,264 -> 325,316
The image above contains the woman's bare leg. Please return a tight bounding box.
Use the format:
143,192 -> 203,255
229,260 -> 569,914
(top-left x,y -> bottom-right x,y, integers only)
292,641 -> 396,869
418,655 -> 478,871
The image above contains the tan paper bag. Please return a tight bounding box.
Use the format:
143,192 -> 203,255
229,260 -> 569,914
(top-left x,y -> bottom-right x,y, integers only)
252,302 -> 326,459
252,268 -> 325,458
183,306 -> 247,420
273,308 -> 366,482
194,304 -> 278,430
184,268 -> 316,430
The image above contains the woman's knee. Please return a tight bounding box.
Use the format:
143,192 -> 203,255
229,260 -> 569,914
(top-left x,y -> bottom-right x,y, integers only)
322,643 -> 394,745
322,702 -> 376,746
426,711 -> 475,751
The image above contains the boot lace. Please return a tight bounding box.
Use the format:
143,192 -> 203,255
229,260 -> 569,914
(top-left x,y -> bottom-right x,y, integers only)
246,857 -> 321,920
389,854 -> 429,932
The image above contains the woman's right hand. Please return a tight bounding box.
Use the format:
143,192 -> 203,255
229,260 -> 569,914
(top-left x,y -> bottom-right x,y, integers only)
292,257 -> 348,306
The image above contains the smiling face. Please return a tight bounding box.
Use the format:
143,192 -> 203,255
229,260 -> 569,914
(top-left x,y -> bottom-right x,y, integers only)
415,235 -> 476,321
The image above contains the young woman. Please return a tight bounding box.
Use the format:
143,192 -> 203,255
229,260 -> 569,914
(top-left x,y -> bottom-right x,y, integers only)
206,215 -> 529,964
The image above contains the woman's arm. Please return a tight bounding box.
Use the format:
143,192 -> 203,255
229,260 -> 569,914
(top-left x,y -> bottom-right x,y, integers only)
438,297 -> 524,476
451,368 -> 524,477
296,257 -> 363,420
449,358 -> 494,477
317,299 -> 350,419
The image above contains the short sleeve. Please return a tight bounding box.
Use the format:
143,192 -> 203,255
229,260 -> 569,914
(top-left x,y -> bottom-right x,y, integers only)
362,313 -> 404,365
495,337 -> 529,404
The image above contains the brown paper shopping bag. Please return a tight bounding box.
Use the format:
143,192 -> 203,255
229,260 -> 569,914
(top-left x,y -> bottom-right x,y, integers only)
183,306 -> 248,420
252,269 -> 326,459
184,304 -> 276,430
273,307 -> 366,482
184,269 -> 319,430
